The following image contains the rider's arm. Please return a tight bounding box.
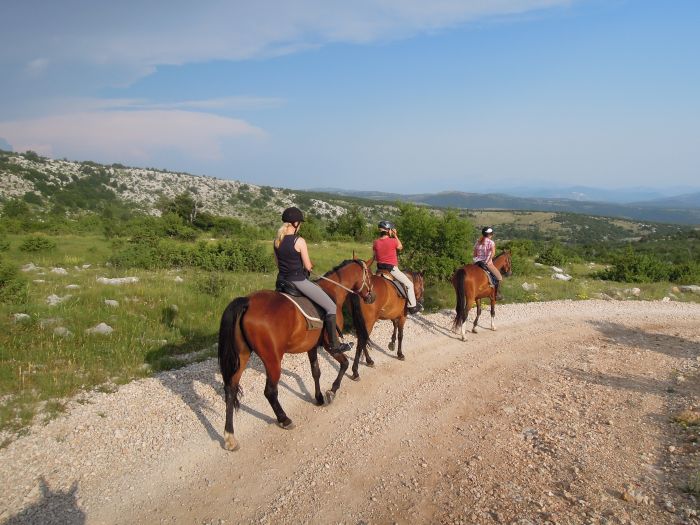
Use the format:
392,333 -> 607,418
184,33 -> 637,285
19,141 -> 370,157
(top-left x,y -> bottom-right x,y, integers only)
392,230 -> 403,251
295,237 -> 313,272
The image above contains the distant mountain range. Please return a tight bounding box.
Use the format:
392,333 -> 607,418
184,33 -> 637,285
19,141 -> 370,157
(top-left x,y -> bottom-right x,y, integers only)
311,188 -> 700,225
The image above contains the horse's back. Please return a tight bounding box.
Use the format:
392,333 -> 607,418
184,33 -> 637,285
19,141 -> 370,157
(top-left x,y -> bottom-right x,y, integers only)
242,290 -> 321,353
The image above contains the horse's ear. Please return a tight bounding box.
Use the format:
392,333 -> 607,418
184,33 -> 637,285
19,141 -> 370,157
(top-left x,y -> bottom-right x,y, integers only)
353,250 -> 356,260
366,256 -> 374,267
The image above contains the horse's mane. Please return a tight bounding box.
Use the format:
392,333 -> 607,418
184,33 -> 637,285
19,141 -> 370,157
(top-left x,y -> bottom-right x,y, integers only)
323,259 -> 362,277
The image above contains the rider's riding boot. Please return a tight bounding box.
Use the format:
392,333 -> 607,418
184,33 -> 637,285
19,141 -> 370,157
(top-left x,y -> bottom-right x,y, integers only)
324,314 -> 353,354
408,303 -> 423,315
495,282 -> 504,301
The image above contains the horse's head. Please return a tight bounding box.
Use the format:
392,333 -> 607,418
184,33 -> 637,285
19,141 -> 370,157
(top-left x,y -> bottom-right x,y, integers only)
497,250 -> 512,277
328,257 -> 376,304
410,271 -> 425,304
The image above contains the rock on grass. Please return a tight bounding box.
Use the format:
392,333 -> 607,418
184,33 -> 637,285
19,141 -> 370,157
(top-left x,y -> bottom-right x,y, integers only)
85,323 -> 114,335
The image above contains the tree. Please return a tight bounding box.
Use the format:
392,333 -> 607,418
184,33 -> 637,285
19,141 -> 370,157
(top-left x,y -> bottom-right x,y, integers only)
329,207 -> 368,241
1,198 -> 30,218
156,193 -> 202,224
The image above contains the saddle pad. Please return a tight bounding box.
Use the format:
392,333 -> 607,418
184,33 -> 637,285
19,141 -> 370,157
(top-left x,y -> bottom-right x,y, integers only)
280,293 -> 324,330
475,262 -> 496,288
378,271 -> 407,299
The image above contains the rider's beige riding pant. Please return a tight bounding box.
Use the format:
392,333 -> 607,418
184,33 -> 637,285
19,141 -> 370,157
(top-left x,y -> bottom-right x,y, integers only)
389,267 -> 417,307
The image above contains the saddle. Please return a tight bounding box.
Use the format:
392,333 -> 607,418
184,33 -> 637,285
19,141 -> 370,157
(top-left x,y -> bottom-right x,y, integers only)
376,269 -> 408,300
474,261 -> 497,288
275,279 -> 324,330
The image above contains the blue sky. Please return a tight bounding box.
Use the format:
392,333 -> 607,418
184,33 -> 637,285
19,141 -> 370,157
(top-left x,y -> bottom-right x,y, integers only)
0,0 -> 698,192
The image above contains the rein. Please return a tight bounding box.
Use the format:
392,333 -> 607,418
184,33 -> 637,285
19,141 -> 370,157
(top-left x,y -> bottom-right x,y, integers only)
313,260 -> 372,296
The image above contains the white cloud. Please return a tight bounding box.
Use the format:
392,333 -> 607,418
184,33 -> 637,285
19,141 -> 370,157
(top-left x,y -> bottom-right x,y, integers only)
2,1 -> 574,73
0,110 -> 265,162
24,58 -> 49,76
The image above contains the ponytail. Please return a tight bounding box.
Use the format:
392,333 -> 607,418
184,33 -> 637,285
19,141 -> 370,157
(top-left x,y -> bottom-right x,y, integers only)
275,222 -> 292,248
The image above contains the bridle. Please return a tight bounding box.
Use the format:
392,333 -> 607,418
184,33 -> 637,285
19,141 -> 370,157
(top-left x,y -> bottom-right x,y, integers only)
314,260 -> 375,302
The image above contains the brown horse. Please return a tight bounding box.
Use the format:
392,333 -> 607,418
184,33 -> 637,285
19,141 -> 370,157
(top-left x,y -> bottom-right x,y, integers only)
349,268 -> 425,380
218,258 -> 375,451
452,251 -> 512,341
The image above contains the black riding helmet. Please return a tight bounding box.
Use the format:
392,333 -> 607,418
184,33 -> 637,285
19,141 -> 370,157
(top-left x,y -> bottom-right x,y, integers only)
378,220 -> 395,231
282,207 -> 304,224
482,226 -> 494,236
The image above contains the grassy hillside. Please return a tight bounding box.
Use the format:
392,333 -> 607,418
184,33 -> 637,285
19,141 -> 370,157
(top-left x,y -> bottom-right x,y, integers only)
1,150 -> 699,442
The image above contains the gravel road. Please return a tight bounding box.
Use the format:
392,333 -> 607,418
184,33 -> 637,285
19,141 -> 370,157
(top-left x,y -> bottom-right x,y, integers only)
1,300 -> 699,525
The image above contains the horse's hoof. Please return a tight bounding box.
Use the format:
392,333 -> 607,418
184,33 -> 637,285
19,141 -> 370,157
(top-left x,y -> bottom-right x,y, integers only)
278,418 -> 295,430
350,373 -> 360,382
325,390 -> 336,404
397,354 -> 405,361
472,329 -> 478,334
224,431 -> 240,451
366,360 -> 375,368
491,327 -> 497,331
388,342 -> 395,351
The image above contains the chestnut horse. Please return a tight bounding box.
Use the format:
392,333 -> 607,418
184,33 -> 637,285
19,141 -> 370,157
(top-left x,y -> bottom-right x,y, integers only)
348,268 -> 424,380
452,251 -> 512,341
218,258 -> 374,451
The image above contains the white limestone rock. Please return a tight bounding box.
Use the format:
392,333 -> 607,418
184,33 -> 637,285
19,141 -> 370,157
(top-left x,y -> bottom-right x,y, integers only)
85,322 -> 113,335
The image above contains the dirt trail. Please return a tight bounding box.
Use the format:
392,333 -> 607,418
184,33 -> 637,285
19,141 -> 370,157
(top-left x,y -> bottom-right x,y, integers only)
1,300 -> 699,525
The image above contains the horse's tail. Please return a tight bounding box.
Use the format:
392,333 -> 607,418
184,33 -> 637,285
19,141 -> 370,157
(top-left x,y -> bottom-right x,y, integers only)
218,297 -> 250,410
452,268 -> 467,330
349,293 -> 369,347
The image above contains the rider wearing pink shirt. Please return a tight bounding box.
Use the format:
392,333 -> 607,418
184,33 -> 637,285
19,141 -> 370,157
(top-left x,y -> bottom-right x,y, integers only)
473,226 -> 503,299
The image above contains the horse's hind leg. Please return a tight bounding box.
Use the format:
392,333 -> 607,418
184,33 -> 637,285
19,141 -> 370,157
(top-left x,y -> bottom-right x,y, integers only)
326,352 -> 349,404
396,316 -> 406,361
263,363 -> 294,429
308,347 -> 324,406
224,348 -> 250,451
472,300 -> 482,334
388,320 -> 398,351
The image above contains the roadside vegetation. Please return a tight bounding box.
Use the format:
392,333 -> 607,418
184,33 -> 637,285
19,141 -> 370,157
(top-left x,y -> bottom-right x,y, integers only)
1,152 -> 699,439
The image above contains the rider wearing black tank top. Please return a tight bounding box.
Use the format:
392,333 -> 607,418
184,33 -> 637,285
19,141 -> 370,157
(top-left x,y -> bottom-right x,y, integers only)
274,207 -> 352,354
274,234 -> 306,282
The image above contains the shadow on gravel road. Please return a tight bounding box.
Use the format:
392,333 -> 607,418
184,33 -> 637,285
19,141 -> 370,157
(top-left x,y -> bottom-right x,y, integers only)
589,321 -> 700,360
150,335 -> 327,447
3,478 -> 84,525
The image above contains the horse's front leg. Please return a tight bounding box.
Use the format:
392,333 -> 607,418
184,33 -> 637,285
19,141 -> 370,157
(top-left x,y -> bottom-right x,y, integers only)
490,296 -> 497,331
307,347 -> 324,406
388,319 -> 398,351
472,300 -> 482,334
351,338 -> 363,381
326,352 -> 349,403
396,315 -> 406,361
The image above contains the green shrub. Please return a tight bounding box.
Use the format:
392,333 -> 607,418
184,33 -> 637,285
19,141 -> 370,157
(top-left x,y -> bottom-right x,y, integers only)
394,204 -> 473,281
110,238 -> 275,272
194,272 -> 227,297
597,247 -> 672,283
0,237 -> 9,251
0,259 -> 28,304
328,206 -> 369,241
18,235 -> 57,252
536,243 -> 567,266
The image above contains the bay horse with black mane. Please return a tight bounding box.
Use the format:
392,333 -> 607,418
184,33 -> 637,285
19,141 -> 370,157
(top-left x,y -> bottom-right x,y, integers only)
349,264 -> 424,380
218,257 -> 374,451
452,251 -> 512,341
